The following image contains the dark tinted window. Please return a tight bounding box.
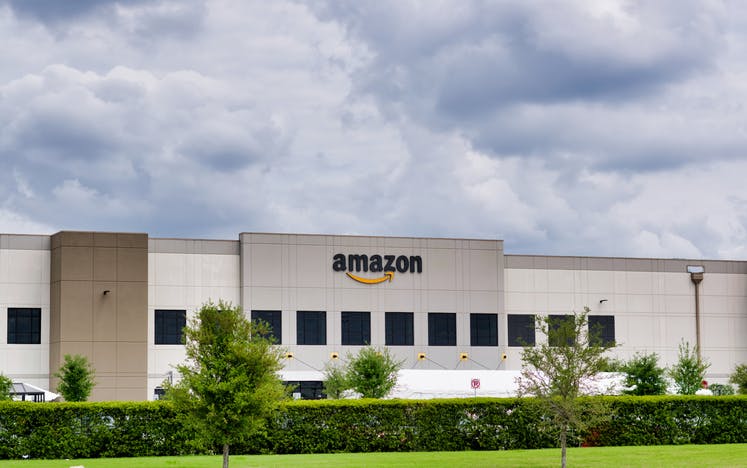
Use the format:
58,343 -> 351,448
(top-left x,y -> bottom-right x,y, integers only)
285,380 -> 325,400
341,311 -> 370,345
549,315 -> 575,347
428,313 -> 456,346
155,309 -> 186,345
7,308 -> 41,344
385,312 -> 413,346
508,314 -> 535,346
251,310 -> 282,343
470,313 -> 498,346
589,315 -> 615,347
297,311 -> 326,345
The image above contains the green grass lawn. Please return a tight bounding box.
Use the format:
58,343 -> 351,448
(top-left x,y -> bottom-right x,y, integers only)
4,445 -> 747,468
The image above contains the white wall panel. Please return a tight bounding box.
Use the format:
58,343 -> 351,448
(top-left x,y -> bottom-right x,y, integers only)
147,251 -> 240,399
0,249 -> 50,388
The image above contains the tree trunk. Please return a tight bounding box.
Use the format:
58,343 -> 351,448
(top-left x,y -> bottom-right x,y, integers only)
560,428 -> 567,468
223,443 -> 229,468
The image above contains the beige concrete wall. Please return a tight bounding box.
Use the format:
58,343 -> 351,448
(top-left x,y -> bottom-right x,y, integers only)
50,231 -> 148,401
240,233 -> 505,372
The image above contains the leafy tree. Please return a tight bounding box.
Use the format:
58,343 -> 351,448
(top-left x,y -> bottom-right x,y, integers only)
322,362 -> 350,399
517,307 -> 615,468
669,340 -> 710,395
621,352 -> 668,396
730,363 -> 747,394
54,354 -> 95,402
343,346 -> 402,399
0,373 -> 12,401
167,300 -> 287,468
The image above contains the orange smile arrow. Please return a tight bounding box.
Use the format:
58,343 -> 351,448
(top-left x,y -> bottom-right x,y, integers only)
346,271 -> 394,284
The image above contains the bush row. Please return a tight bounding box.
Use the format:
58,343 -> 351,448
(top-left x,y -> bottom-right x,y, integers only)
592,396 -> 747,446
0,402 -> 195,459
1,396 -> 745,459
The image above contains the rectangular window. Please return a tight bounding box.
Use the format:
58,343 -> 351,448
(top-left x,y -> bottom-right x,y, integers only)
549,315 -> 575,347
470,313 -> 498,346
341,311 -> 370,346
385,312 -> 414,346
154,309 -> 186,345
251,310 -> 282,343
428,313 -> 456,346
297,311 -> 326,345
7,307 -> 41,344
589,315 -> 615,347
285,380 -> 325,400
508,314 -> 535,347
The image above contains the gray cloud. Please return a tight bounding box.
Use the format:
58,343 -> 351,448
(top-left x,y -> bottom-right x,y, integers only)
3,0 -> 115,22
310,0 -> 731,171
0,0 -> 746,260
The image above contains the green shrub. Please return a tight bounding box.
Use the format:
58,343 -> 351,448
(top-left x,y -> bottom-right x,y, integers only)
0,374 -> 12,401
54,354 -> 95,402
731,364 -> 747,394
669,341 -> 710,395
322,363 -> 349,399
709,383 -> 735,396
621,353 -> 667,395
337,347 -> 403,399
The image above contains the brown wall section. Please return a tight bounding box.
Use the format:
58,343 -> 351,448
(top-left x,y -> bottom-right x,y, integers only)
50,231 -> 148,401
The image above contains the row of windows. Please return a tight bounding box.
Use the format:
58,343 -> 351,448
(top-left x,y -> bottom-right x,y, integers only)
1,308 -> 615,348
154,310 -> 615,347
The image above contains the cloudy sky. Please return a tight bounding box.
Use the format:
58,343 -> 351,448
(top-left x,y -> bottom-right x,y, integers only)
1,0 -> 747,259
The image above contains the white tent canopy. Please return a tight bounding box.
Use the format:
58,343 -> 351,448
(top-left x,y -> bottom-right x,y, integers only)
11,382 -> 59,402
279,369 -> 625,399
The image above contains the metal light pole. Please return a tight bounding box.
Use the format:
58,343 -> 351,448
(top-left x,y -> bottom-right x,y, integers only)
687,265 -> 704,361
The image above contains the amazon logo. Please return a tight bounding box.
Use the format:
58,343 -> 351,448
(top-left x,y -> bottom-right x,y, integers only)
332,254 -> 422,284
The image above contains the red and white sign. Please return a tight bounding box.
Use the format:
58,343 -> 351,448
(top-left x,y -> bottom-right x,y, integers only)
470,378 -> 480,389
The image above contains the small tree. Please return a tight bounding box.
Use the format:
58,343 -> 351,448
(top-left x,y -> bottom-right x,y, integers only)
730,363 -> 747,394
0,373 -> 12,401
345,346 -> 402,399
54,354 -> 95,402
669,340 -> 710,395
322,362 -> 350,399
621,352 -> 668,396
167,300 -> 287,468
517,307 -> 615,468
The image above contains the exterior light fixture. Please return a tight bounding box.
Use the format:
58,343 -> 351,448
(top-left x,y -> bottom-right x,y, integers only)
459,353 -> 469,361
285,352 -> 294,359
501,353 -> 507,361
103,290 -> 111,295
330,352 -> 339,360
417,352 -> 426,361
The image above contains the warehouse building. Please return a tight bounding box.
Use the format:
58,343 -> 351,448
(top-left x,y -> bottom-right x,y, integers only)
0,230 -> 745,401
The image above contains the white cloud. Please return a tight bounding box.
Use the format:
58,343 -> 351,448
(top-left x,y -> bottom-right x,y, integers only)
0,0 -> 745,260
0,208 -> 53,234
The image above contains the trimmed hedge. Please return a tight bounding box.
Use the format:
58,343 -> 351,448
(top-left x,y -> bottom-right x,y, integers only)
1,396 -> 746,459
0,401 -> 194,459
252,398 -> 557,454
593,396 -> 747,446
